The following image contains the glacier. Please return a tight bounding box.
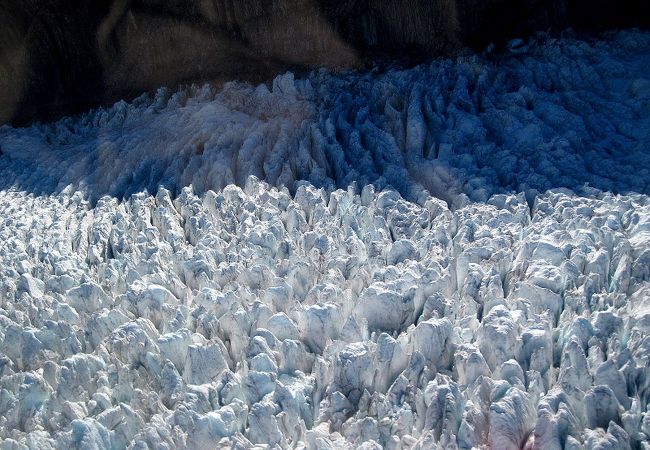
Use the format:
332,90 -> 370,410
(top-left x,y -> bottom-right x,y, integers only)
0,30 -> 649,449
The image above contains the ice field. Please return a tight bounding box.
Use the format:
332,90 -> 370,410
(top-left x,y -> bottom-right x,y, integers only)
0,30 -> 649,449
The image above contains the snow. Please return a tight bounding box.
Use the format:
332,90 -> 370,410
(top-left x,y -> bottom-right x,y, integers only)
0,30 -> 649,449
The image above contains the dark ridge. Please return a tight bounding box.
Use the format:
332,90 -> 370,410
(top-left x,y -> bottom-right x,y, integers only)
1,0 -> 649,127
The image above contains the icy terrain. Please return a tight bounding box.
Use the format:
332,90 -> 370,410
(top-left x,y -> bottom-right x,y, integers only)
0,31 -> 649,449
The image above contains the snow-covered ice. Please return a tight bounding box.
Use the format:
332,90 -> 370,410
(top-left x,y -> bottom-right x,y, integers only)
0,30 -> 649,449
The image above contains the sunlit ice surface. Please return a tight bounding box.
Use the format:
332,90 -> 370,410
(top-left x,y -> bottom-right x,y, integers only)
0,30 -> 649,449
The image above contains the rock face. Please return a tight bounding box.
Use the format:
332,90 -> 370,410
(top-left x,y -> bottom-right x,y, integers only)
1,0 -> 649,125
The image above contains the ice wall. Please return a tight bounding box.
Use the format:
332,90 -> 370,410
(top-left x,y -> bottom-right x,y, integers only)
1,30 -> 648,204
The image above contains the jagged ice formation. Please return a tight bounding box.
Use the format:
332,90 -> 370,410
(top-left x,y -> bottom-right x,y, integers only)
0,30 -> 649,449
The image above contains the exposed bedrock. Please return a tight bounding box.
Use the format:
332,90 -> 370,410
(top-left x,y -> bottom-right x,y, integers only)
1,0 -> 649,126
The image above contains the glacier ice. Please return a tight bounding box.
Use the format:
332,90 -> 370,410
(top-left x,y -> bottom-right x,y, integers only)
1,31 -> 649,204
0,30 -> 649,449
1,177 -> 649,448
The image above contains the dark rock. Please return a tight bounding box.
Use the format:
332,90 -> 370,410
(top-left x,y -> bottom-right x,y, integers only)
1,0 -> 648,126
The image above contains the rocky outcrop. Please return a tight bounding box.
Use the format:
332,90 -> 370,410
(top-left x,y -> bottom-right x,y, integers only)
1,0 -> 648,126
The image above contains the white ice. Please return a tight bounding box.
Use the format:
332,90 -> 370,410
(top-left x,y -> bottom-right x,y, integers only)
0,30 -> 649,449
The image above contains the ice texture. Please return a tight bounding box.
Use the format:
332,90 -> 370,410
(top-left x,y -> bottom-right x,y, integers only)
0,31 -> 649,449
1,31 -> 649,204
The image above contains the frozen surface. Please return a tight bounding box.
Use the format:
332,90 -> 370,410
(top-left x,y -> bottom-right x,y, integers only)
0,31 -> 649,449
1,30 -> 649,204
